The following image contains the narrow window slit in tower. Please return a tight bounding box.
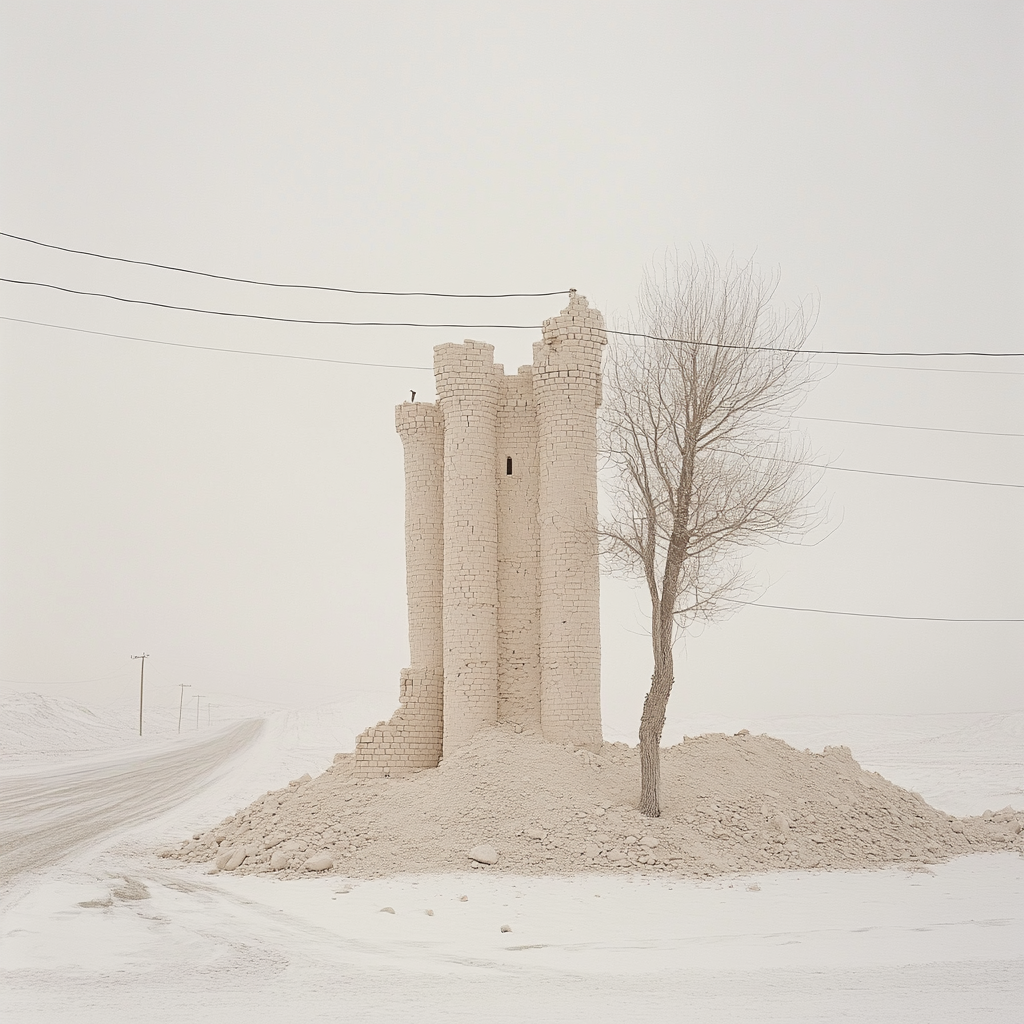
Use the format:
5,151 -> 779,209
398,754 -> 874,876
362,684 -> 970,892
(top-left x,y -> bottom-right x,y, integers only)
506,457 -> 513,475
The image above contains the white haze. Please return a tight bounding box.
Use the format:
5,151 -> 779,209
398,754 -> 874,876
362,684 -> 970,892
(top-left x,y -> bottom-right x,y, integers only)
0,2 -> 1021,736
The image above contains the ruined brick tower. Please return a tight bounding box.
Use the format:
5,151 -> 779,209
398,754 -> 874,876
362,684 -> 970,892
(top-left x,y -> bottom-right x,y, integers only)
355,293 -> 606,775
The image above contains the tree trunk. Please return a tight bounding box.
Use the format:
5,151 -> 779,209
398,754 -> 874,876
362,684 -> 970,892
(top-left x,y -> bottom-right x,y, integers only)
638,644 -> 674,817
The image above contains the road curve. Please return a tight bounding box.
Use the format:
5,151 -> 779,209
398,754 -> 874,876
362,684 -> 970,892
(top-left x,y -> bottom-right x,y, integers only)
0,719 -> 263,881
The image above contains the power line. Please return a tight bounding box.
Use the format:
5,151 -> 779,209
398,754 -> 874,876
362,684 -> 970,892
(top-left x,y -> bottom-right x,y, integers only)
730,598 -> 1023,622
4,318 -> 1023,465
604,327 -> 1024,359
831,360 -> 1024,377
6,314 -> 1024,381
820,463 -> 1023,489
705,444 -> 1024,489
8,314 -> 1024,381
0,278 -> 545,329
794,415 -> 1024,438
3,275 -> 1024,359
3,319 -> 1022,485
0,316 -> 434,371
0,230 -> 569,299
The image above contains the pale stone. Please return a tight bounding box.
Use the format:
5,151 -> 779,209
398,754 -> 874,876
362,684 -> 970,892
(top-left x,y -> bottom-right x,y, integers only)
224,847 -> 247,871
468,844 -> 499,865
270,851 -> 289,871
303,854 -> 334,872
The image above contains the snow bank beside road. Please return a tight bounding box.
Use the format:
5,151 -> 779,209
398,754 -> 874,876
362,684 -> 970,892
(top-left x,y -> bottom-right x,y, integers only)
0,692 -> 136,760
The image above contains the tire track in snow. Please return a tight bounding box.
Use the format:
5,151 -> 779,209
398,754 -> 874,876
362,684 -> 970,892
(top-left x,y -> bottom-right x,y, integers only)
0,719 -> 263,881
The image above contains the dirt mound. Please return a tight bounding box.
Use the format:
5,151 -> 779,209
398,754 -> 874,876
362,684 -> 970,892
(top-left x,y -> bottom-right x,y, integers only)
164,725 -> 1024,878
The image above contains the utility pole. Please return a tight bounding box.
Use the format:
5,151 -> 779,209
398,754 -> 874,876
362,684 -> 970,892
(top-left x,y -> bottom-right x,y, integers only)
177,683 -> 191,734
131,653 -> 149,736
195,694 -> 203,730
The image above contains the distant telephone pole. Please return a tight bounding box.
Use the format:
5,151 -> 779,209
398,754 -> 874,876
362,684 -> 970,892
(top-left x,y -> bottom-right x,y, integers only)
195,694 -> 203,730
177,683 -> 191,734
131,653 -> 149,736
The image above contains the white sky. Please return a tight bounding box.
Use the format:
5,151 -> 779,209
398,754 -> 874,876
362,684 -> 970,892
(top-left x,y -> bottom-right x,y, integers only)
1,2 -> 1021,733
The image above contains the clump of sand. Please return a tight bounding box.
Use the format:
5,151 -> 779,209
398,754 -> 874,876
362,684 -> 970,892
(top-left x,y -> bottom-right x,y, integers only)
164,725 -> 1023,878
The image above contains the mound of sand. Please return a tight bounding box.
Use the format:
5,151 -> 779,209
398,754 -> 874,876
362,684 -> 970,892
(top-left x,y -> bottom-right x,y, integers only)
164,725 -> 1024,878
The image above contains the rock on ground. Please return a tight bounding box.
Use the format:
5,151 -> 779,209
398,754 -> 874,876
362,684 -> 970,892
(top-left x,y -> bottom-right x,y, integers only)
468,844 -> 499,865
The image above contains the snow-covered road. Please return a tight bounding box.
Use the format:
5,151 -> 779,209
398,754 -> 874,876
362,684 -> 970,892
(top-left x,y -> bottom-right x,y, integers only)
0,719 -> 263,881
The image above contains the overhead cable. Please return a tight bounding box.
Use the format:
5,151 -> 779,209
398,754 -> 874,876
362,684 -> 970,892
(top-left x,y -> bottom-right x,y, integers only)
3,276 -> 1024,359
0,316 -> 434,370
603,327 -> 1023,359
794,415 -> 1024,438
0,278 -> 544,329
0,231 -> 568,298
705,444 -> 1024,490
729,598 -> 1023,622
831,360 -> 1024,377
4,319 -> 1023,424
821,464 -> 1023,488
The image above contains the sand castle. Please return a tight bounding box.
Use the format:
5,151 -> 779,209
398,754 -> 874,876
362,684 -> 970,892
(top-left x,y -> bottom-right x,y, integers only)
354,293 -> 607,775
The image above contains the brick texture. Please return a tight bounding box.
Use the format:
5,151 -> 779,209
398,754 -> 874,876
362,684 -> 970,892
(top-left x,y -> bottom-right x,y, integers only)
355,294 -> 606,775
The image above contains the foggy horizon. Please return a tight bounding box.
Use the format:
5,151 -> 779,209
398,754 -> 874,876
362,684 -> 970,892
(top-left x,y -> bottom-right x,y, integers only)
1,2 -> 1021,735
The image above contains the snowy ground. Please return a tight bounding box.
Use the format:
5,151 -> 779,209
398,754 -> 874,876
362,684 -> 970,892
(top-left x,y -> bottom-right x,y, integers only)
1,693 -> 1022,1023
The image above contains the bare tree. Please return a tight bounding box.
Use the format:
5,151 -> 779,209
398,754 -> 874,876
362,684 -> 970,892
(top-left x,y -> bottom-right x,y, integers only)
600,251 -> 823,817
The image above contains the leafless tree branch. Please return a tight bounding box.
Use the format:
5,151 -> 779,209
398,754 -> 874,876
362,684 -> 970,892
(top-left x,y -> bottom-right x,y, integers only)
599,249 -> 826,816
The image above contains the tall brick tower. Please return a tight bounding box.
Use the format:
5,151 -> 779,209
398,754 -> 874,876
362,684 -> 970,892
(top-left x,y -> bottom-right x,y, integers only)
355,293 -> 606,775
533,297 -> 606,747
